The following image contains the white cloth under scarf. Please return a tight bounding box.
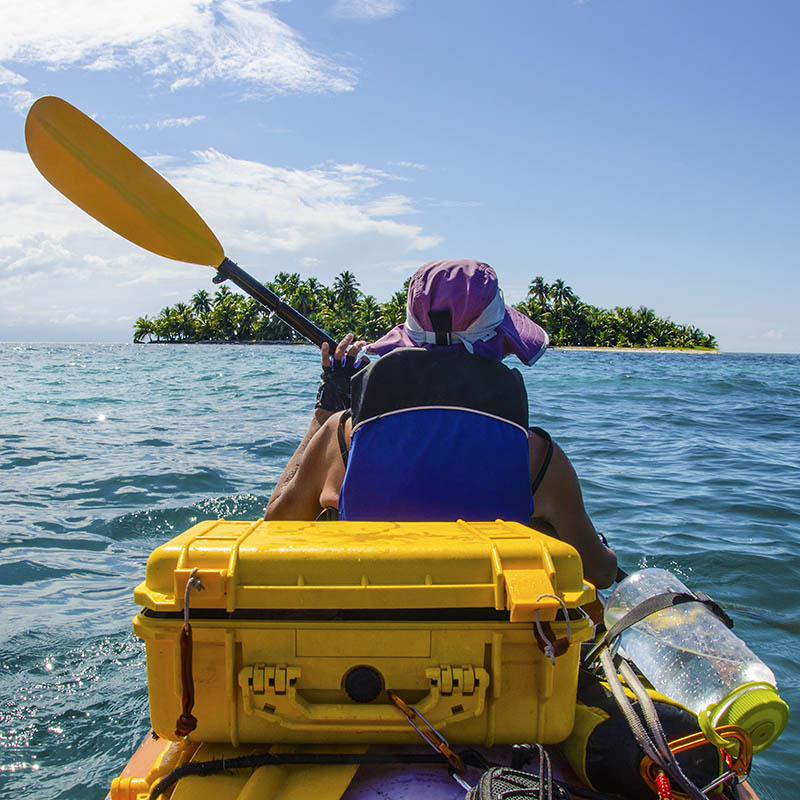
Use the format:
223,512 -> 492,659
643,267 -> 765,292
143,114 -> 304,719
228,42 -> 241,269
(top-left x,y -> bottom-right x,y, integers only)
403,288 -> 507,354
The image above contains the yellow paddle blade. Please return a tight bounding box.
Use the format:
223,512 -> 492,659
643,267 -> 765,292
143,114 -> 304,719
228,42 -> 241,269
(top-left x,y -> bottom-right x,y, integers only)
25,96 -> 224,267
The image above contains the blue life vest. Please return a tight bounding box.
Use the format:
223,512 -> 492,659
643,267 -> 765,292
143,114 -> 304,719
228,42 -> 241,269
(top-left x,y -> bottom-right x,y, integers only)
338,348 -> 533,523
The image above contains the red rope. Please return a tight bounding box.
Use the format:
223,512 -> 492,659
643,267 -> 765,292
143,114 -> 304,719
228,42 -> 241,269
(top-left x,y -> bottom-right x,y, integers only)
655,770 -> 674,800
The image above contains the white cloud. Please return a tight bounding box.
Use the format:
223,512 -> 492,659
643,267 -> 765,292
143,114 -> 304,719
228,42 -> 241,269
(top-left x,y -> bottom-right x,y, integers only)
330,0 -> 403,20
165,149 -> 440,254
0,0 -> 356,111
366,194 -> 418,217
0,65 -> 26,86
131,115 -> 207,131
390,161 -> 428,171
428,199 -> 484,208
0,64 -> 34,112
0,148 -> 441,337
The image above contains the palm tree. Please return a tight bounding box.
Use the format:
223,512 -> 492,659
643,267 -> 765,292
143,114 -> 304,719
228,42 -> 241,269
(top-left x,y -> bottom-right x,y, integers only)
357,295 -> 384,340
561,296 -> 589,345
213,285 -> 233,306
237,298 -> 261,340
293,280 -> 318,318
191,289 -> 212,316
528,277 -> 550,311
210,296 -> 238,340
588,306 -> 613,347
133,316 -> 154,343
380,289 -> 407,329
173,303 -> 196,341
632,306 -> 657,346
154,306 -> 181,341
333,270 -> 361,309
549,279 -> 575,309
272,272 -> 301,299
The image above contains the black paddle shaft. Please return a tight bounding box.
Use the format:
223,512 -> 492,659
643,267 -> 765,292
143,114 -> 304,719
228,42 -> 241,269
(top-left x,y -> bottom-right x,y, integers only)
214,258 -> 336,349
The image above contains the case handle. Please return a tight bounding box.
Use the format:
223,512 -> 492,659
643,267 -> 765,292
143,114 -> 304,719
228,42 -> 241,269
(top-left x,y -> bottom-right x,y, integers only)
238,664 -> 490,732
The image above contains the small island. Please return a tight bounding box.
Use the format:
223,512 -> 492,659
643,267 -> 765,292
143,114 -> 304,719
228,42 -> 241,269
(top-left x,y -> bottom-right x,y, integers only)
133,272 -> 718,350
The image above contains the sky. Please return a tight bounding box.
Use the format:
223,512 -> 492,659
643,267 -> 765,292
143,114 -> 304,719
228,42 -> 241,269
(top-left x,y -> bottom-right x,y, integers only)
1,0 -> 798,352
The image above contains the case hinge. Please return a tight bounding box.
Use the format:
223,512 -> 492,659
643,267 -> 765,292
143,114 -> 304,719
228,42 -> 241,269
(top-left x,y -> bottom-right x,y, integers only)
174,568 -> 227,606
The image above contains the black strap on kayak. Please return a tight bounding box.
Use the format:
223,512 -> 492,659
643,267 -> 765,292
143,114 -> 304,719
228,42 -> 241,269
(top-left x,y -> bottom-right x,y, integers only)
148,749 -> 496,800
147,747 -> 621,800
584,590 -> 734,665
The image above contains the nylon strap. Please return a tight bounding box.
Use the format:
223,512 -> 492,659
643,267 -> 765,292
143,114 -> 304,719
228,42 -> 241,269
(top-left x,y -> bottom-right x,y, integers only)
585,590 -> 733,664
427,309 -> 453,346
175,625 -> 198,736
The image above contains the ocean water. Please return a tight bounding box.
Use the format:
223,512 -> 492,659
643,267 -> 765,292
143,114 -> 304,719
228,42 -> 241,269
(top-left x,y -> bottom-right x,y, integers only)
0,343 -> 797,800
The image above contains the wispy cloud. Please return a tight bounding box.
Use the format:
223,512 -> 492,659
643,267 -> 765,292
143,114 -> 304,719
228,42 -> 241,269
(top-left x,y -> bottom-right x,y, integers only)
366,194 -> 418,216
428,199 -> 484,208
330,0 -> 404,20
0,64 -> 26,86
131,115 -> 207,131
168,149 -> 439,254
0,147 -> 440,333
0,64 -> 34,112
390,161 -> 428,171
0,0 -> 356,111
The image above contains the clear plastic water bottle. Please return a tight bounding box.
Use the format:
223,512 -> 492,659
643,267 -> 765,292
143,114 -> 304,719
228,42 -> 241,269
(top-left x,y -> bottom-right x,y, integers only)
604,568 -> 788,753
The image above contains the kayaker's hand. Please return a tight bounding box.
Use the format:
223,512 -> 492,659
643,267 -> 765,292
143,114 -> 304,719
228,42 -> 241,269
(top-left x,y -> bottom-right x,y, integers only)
315,333 -> 369,411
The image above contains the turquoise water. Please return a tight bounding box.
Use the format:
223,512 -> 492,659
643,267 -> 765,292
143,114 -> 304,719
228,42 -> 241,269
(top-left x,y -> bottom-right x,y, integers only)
0,343 -> 797,799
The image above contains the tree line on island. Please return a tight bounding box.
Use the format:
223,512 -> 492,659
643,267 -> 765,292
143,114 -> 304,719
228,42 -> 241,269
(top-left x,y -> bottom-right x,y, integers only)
133,271 -> 718,350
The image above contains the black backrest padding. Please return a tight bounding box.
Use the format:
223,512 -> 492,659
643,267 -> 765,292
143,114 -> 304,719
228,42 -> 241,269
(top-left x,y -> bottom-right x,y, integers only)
351,348 -> 528,428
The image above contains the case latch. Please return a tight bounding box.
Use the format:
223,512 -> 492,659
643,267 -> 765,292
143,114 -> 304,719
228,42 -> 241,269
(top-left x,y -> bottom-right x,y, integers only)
240,663 -> 301,697
238,662 -> 490,732
430,664 -> 479,696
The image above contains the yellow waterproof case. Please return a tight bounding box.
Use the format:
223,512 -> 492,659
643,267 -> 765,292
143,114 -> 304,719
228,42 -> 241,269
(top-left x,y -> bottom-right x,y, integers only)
133,520 -> 595,746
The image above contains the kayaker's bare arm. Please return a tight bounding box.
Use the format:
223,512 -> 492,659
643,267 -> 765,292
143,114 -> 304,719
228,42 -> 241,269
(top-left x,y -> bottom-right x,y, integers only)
530,432 -> 617,589
264,407 -> 336,520
265,335 -> 363,520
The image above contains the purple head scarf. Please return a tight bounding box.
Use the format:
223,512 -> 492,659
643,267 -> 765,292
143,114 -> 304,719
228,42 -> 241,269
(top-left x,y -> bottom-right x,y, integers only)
367,259 -> 549,365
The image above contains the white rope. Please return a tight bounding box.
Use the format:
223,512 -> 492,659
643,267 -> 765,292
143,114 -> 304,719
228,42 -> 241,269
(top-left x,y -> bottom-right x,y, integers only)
534,594 -> 572,666
183,567 -> 204,631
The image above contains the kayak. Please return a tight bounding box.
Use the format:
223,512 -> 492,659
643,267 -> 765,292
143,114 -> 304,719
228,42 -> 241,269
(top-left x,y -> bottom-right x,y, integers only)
102,518 -> 767,800
105,733 -> 762,799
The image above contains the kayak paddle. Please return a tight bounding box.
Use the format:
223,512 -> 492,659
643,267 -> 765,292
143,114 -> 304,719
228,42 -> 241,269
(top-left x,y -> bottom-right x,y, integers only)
24,96 -> 336,348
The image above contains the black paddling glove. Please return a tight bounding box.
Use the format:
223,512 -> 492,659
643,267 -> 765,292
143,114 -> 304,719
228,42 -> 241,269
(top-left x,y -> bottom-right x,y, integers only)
315,354 -> 366,412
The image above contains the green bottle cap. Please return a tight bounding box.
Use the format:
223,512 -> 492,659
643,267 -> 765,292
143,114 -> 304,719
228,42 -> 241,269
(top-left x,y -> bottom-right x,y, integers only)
710,682 -> 789,754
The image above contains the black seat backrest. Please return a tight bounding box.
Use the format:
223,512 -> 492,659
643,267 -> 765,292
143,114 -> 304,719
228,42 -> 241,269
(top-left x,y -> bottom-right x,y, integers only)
351,347 -> 529,428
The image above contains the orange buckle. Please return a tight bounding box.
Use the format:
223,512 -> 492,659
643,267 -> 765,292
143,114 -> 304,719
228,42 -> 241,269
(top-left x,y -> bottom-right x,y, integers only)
640,725 -> 752,799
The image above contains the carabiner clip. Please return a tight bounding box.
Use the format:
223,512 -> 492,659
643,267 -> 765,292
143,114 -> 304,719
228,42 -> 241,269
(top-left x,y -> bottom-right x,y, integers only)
389,691 -> 468,781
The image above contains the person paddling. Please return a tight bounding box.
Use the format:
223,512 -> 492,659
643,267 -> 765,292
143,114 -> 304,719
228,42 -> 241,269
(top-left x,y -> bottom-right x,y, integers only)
265,259 -> 617,588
